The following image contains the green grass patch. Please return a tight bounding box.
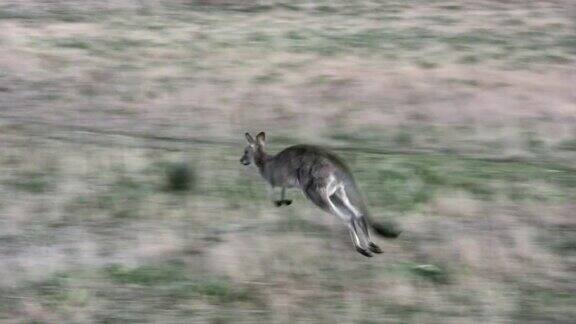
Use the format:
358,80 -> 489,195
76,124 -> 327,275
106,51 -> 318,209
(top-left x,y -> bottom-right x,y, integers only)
104,263 -> 187,286
557,139 -> 576,151
53,38 -> 92,50
191,279 -> 259,304
104,263 -> 262,305
369,168 -> 432,212
384,262 -> 452,284
393,130 -> 414,147
31,272 -> 91,310
4,171 -> 54,193
355,153 -> 576,213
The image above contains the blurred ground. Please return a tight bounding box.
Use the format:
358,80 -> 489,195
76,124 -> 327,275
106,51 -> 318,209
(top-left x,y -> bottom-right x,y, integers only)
0,1 -> 575,323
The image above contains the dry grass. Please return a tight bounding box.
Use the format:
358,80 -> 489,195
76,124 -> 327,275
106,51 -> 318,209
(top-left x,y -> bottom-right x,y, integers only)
1,131 -> 574,323
0,0 -> 575,323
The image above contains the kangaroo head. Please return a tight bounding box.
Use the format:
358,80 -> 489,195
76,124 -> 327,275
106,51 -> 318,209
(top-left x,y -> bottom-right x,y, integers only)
240,132 -> 266,166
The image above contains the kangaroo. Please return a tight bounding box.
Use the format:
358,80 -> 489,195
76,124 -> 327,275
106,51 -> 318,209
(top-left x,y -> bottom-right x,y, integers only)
240,132 -> 400,257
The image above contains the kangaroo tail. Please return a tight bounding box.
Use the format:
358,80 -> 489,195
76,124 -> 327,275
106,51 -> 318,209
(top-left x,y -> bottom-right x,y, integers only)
369,218 -> 402,238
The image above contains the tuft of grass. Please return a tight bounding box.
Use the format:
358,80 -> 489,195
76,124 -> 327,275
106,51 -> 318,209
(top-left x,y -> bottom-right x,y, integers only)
411,264 -> 451,284
384,262 -> 452,284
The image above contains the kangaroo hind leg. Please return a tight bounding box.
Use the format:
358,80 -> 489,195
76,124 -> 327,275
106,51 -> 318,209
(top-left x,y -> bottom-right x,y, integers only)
335,186 -> 382,254
304,181 -> 371,257
328,187 -> 372,257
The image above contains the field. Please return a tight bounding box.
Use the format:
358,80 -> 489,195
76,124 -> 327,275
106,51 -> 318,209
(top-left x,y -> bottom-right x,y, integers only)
1,1 -> 575,323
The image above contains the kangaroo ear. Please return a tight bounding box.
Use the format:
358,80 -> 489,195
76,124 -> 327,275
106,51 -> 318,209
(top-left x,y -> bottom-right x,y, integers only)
256,132 -> 266,146
245,133 -> 255,145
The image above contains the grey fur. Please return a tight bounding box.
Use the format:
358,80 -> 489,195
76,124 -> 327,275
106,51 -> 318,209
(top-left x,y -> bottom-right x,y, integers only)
241,132 -> 398,257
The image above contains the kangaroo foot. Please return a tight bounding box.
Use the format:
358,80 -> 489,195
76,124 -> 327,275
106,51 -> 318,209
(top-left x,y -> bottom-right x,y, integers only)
274,200 -> 292,207
368,242 -> 383,254
356,247 -> 373,257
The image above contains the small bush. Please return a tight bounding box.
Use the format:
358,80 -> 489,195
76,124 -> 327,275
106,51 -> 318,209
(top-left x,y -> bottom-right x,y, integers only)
165,162 -> 195,192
